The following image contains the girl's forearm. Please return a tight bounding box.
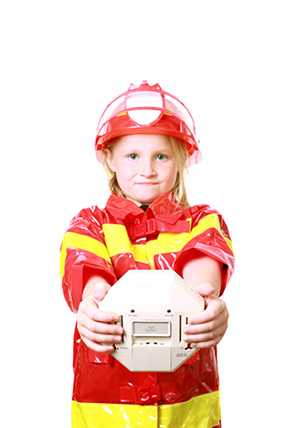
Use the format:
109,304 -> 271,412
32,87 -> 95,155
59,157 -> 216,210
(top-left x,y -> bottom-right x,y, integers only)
82,275 -> 111,300
82,258 -> 222,300
182,256 -> 222,297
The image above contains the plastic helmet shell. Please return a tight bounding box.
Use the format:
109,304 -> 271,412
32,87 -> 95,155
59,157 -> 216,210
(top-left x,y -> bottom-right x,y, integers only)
95,81 -> 201,163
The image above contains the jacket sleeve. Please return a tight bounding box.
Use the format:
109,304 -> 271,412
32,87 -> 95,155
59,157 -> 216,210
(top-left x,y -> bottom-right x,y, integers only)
174,205 -> 235,296
60,206 -> 117,312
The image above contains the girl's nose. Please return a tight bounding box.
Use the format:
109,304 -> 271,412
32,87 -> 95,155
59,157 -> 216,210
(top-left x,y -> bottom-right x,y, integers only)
140,159 -> 156,177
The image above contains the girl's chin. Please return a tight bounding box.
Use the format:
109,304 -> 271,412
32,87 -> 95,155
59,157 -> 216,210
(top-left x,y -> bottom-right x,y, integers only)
123,186 -> 170,205
126,196 -> 154,206
125,191 -> 158,206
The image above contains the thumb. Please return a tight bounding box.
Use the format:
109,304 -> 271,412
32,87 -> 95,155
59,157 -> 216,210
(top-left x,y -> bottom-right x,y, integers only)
93,282 -> 110,303
195,282 -> 216,299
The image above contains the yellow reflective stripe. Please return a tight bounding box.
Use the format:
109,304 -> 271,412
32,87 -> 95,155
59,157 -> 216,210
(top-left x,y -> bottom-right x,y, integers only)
60,231 -> 111,278
224,236 -> 233,251
191,213 -> 219,238
72,391 -> 220,428
159,390 -> 220,427
132,244 -> 149,265
188,213 -> 233,252
194,214 -> 233,252
103,224 -> 150,266
102,224 -> 132,256
140,213 -> 233,268
102,214 -> 233,269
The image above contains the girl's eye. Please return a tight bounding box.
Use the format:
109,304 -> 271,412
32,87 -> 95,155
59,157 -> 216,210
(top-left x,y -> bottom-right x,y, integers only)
156,153 -> 168,160
127,153 -> 138,160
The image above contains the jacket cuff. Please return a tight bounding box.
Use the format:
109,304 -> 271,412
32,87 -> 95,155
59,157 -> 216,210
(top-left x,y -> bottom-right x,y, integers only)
66,264 -> 117,312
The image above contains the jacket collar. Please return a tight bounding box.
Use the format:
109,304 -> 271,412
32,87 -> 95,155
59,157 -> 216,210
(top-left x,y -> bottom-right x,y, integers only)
105,192 -> 186,225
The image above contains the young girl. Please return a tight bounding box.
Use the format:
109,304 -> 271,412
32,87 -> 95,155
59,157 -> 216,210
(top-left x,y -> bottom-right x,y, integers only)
60,81 -> 235,428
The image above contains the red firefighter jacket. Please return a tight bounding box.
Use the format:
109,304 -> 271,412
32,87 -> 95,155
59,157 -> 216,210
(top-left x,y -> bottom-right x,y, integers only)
60,191 -> 234,428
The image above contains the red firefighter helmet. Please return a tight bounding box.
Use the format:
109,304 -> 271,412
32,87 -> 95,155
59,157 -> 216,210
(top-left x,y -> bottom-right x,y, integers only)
95,81 -> 201,162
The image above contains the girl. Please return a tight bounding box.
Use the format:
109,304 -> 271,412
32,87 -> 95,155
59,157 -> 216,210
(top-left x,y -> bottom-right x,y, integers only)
60,81 -> 235,427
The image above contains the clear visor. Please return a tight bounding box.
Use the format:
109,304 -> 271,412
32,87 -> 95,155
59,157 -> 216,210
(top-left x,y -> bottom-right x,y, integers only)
97,87 -> 196,137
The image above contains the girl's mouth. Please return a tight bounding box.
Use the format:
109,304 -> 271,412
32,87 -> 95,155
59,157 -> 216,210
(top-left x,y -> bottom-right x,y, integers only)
135,182 -> 159,185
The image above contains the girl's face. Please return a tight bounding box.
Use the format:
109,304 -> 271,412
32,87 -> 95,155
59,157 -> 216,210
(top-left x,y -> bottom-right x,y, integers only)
106,134 -> 178,205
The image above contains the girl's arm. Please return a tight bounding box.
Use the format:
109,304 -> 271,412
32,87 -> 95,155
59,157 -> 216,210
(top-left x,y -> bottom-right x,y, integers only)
182,256 -> 229,349
82,274 -> 111,300
182,255 -> 222,297
60,206 -> 117,312
77,275 -> 123,353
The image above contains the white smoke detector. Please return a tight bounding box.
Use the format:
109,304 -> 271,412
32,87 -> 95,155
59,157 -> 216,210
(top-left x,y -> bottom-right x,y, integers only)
99,270 -> 205,372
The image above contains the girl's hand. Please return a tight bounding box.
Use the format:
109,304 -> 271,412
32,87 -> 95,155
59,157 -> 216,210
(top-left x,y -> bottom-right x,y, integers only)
77,282 -> 123,354
184,282 -> 229,349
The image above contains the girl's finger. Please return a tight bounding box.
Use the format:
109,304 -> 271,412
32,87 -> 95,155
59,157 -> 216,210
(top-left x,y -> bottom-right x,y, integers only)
184,323 -> 227,344
78,314 -> 123,335
189,299 -> 227,324
184,310 -> 228,334
81,303 -> 120,324
81,337 -> 114,353
194,335 -> 224,349
78,325 -> 122,345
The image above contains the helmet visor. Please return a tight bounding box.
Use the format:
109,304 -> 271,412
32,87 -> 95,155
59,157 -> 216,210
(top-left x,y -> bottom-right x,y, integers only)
97,85 -> 196,139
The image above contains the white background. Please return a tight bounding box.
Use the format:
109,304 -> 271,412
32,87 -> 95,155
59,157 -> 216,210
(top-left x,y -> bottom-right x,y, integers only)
0,1 -> 284,427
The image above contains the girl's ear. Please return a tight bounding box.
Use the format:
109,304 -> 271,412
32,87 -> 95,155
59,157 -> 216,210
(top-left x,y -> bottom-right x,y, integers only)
96,150 -> 105,164
96,148 -> 116,171
104,148 -> 117,172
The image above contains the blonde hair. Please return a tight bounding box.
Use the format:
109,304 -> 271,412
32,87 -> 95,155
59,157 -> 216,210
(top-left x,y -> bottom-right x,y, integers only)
101,136 -> 189,207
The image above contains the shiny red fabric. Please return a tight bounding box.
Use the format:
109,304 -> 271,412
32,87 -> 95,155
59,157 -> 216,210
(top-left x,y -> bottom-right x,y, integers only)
61,192 -> 234,406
